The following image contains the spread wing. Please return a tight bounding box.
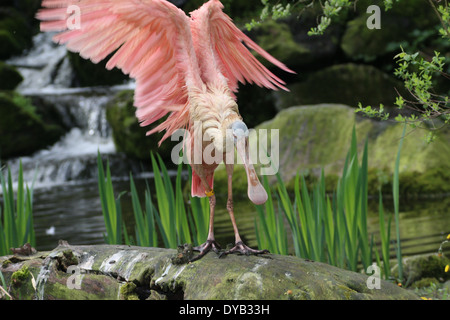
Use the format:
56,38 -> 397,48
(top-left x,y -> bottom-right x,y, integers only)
37,0 -> 203,140
190,0 -> 295,93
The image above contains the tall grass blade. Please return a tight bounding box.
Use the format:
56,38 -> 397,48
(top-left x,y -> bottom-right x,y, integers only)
0,162 -> 36,256
393,123 -> 406,282
151,153 -> 177,248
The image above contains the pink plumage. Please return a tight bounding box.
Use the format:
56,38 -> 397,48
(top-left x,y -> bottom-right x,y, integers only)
37,0 -> 292,140
37,0 -> 295,259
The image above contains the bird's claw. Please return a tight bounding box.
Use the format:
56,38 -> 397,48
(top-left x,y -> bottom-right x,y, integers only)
190,239 -> 222,262
219,241 -> 269,258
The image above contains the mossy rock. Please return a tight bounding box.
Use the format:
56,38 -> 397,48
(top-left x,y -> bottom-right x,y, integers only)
227,104 -> 450,196
68,52 -> 128,87
354,0 -> 439,29
410,277 -> 440,289
341,0 -> 439,61
392,254 -> 450,286
0,29 -> 22,59
251,19 -> 312,70
371,125 -> 450,173
0,61 -> 23,90
105,90 -> 177,163
235,85 -> 279,130
0,244 -> 419,300
274,64 -> 406,110
0,91 -> 64,159
0,7 -> 34,59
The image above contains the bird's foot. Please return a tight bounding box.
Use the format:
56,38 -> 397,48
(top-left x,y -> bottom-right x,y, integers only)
190,239 -> 222,262
219,241 -> 269,258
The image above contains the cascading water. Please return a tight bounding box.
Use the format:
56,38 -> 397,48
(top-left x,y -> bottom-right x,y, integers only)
6,32 -> 137,189
2,32 -> 141,249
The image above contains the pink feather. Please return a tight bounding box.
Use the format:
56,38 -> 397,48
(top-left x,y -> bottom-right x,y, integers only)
36,0 -> 295,144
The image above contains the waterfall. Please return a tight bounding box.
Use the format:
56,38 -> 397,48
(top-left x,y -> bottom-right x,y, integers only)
5,32 -> 138,189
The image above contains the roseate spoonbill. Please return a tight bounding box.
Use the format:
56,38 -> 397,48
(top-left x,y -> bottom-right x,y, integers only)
37,0 -> 294,260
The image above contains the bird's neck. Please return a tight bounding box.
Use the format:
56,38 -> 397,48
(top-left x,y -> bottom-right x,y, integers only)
188,81 -> 241,153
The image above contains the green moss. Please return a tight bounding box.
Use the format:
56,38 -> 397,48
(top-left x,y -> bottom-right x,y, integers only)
411,277 -> 440,289
0,91 -> 64,159
275,64 -> 405,109
119,282 -> 139,300
57,250 -> 79,272
355,0 -> 439,29
222,104 -> 450,197
105,90 -> 177,163
2,259 -> 12,268
393,254 -> 450,286
341,15 -> 405,61
11,265 -> 30,286
0,7 -> 34,59
0,29 -> 21,59
68,52 -> 128,87
0,61 -> 23,90
370,124 -> 450,176
252,20 -> 311,69
256,104 -> 358,181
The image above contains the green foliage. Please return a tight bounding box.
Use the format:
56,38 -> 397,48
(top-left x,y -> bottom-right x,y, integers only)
255,127 -> 399,278
0,61 -> 23,90
252,0 -> 450,134
245,0 -> 292,31
415,281 -> 450,300
97,152 -> 209,249
97,152 -> 127,245
358,48 -> 450,141
0,161 -> 36,256
307,0 -> 352,36
437,2 -> 450,38
392,123 -> 406,283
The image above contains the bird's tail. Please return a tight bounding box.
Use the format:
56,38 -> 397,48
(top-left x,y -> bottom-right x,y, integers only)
191,171 -> 214,198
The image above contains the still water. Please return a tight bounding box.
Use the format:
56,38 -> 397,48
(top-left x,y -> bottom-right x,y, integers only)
31,176 -> 450,259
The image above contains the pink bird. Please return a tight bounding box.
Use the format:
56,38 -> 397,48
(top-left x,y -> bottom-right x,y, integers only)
37,0 -> 294,260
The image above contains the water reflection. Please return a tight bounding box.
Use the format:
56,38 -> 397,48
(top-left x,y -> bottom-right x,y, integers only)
30,177 -> 450,259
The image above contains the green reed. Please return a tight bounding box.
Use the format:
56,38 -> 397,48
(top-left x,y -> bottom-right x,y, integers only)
97,126 -> 404,279
97,152 -> 127,245
97,152 -> 209,249
255,127 -> 399,277
0,161 -> 35,256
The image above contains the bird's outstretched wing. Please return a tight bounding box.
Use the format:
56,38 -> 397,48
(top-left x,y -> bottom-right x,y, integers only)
37,0 -> 202,140
190,0 -> 295,93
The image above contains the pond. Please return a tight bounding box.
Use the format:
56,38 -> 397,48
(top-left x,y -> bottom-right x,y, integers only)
29,176 -> 450,259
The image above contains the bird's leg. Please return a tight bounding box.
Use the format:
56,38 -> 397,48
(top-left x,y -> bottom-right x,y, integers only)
191,172 -> 221,262
220,163 -> 269,257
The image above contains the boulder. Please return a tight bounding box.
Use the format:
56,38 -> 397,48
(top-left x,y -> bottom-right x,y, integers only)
67,52 -> 129,87
105,90 -> 177,163
0,61 -> 23,90
273,64 -> 406,110
0,91 -> 64,160
0,243 -> 419,300
341,0 -> 439,61
391,253 -> 450,288
225,104 -> 450,195
0,7 -> 34,59
250,19 -> 312,71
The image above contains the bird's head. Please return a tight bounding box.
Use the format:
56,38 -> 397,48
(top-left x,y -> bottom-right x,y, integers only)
229,120 -> 268,205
